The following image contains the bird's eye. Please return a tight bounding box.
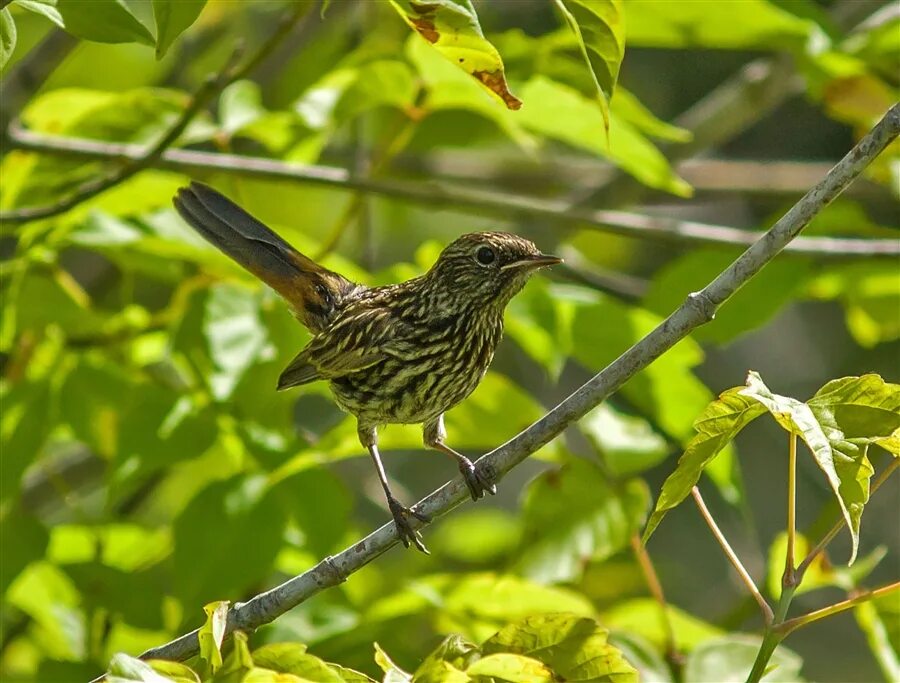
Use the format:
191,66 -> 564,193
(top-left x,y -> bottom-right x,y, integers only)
475,246 -> 496,265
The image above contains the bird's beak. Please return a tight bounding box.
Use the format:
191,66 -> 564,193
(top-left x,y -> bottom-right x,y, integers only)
500,253 -> 564,271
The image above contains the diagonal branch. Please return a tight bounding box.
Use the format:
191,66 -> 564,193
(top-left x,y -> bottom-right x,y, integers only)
0,2 -> 313,226
123,103 -> 900,667
4,124 -> 899,259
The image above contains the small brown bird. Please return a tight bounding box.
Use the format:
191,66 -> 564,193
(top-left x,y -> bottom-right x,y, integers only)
174,182 -> 561,552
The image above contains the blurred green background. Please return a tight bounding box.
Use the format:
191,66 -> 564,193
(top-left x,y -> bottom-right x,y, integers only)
1,1 -> 898,681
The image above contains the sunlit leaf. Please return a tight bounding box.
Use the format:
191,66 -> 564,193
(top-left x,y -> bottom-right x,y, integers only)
388,0 -> 521,109
580,403 -> 669,477
412,633 -> 476,683
198,601 -> 229,675
482,613 -> 638,682
466,652 -> 554,682
625,0 -> 828,54
855,599 -> 900,682
219,80 -> 266,138
643,385 -> 765,542
431,508 -> 522,565
517,76 -> 691,196
608,632 -> 672,683
374,642 -> 412,682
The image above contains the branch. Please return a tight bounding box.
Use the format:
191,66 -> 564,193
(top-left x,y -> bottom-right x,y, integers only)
0,3 -> 312,226
5,126 -> 899,259
691,487 -> 774,626
776,581 -> 900,637
126,103 -> 900,667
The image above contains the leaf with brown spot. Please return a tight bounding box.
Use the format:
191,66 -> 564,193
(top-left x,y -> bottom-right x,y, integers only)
388,0 -> 522,110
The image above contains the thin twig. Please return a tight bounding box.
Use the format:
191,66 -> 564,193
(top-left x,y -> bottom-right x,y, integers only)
776,581 -> 900,637
796,458 -> 900,579
5,126 -> 899,259
691,487 -> 774,626
0,3 -> 312,226
630,534 -> 679,662
117,104 -> 900,667
783,434 -> 797,589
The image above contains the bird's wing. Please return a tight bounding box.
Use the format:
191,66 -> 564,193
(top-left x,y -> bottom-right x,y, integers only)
276,305 -> 402,390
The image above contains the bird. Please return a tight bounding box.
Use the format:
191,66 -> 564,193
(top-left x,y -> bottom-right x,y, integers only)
173,182 -> 561,552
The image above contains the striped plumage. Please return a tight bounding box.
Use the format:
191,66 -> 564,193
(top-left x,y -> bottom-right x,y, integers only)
174,183 -> 561,552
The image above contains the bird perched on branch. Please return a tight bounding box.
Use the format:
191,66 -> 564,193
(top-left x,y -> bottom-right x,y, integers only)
174,182 -> 561,552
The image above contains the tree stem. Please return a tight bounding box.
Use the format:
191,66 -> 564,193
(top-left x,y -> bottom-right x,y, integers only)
783,434 -> 797,589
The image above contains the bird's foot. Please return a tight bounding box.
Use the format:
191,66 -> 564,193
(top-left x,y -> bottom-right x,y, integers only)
459,459 -> 498,501
388,497 -> 431,554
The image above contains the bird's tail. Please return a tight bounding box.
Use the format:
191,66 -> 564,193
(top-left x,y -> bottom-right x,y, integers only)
174,182 -> 354,332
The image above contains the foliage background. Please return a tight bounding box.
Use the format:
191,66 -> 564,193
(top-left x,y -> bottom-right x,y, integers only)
1,1 -> 897,681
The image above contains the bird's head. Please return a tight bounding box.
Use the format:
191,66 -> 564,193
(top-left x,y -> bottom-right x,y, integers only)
426,232 -> 562,309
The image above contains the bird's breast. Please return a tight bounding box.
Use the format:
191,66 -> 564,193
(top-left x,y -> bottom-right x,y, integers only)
329,310 -> 503,426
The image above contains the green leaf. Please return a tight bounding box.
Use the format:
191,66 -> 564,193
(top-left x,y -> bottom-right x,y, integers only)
7,561 -> 84,659
199,601 -> 230,675
625,0 -> 827,53
610,87 -> 691,143
644,385 -> 765,541
855,599 -> 900,683
218,80 -> 266,138
271,468 -> 351,557
1,379 -> 54,501
332,60 -> 419,126
602,599 -> 724,652
388,0 -> 521,110
374,642 -> 412,682
253,643 -> 375,682
58,0 -> 155,46
63,563 -> 166,629
173,476 -> 286,608
107,652 -> 177,682
404,35 -> 535,151
643,251 -> 813,344
683,635 -> 804,682
412,634 -> 477,683
517,76 -> 692,196
482,613 -> 638,682
14,0 -> 65,28
466,653 -> 554,682
608,632 -> 672,683
146,660 -> 200,683
554,0 -> 625,132
0,504 -> 48,596
204,283 -> 270,401
431,508 -> 522,565
580,404 -> 669,477
808,262 -> 900,348
741,372 -> 895,564
517,459 -> 649,583
0,8 -> 16,70
152,0 -> 206,58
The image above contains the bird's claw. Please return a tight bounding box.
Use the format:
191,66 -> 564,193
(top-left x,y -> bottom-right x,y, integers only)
459,461 -> 497,501
388,497 -> 430,554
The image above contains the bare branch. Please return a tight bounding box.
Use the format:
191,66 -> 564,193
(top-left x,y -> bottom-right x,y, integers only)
124,102 -> 900,667
4,125 -> 898,259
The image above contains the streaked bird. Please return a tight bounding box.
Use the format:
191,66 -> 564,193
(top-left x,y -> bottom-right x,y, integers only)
174,182 -> 561,552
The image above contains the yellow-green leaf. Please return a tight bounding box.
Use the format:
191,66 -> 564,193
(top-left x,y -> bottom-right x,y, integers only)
388,0 -> 521,110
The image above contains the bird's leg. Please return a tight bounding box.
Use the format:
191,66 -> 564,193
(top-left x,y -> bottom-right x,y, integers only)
423,416 -> 497,502
359,425 -> 430,553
